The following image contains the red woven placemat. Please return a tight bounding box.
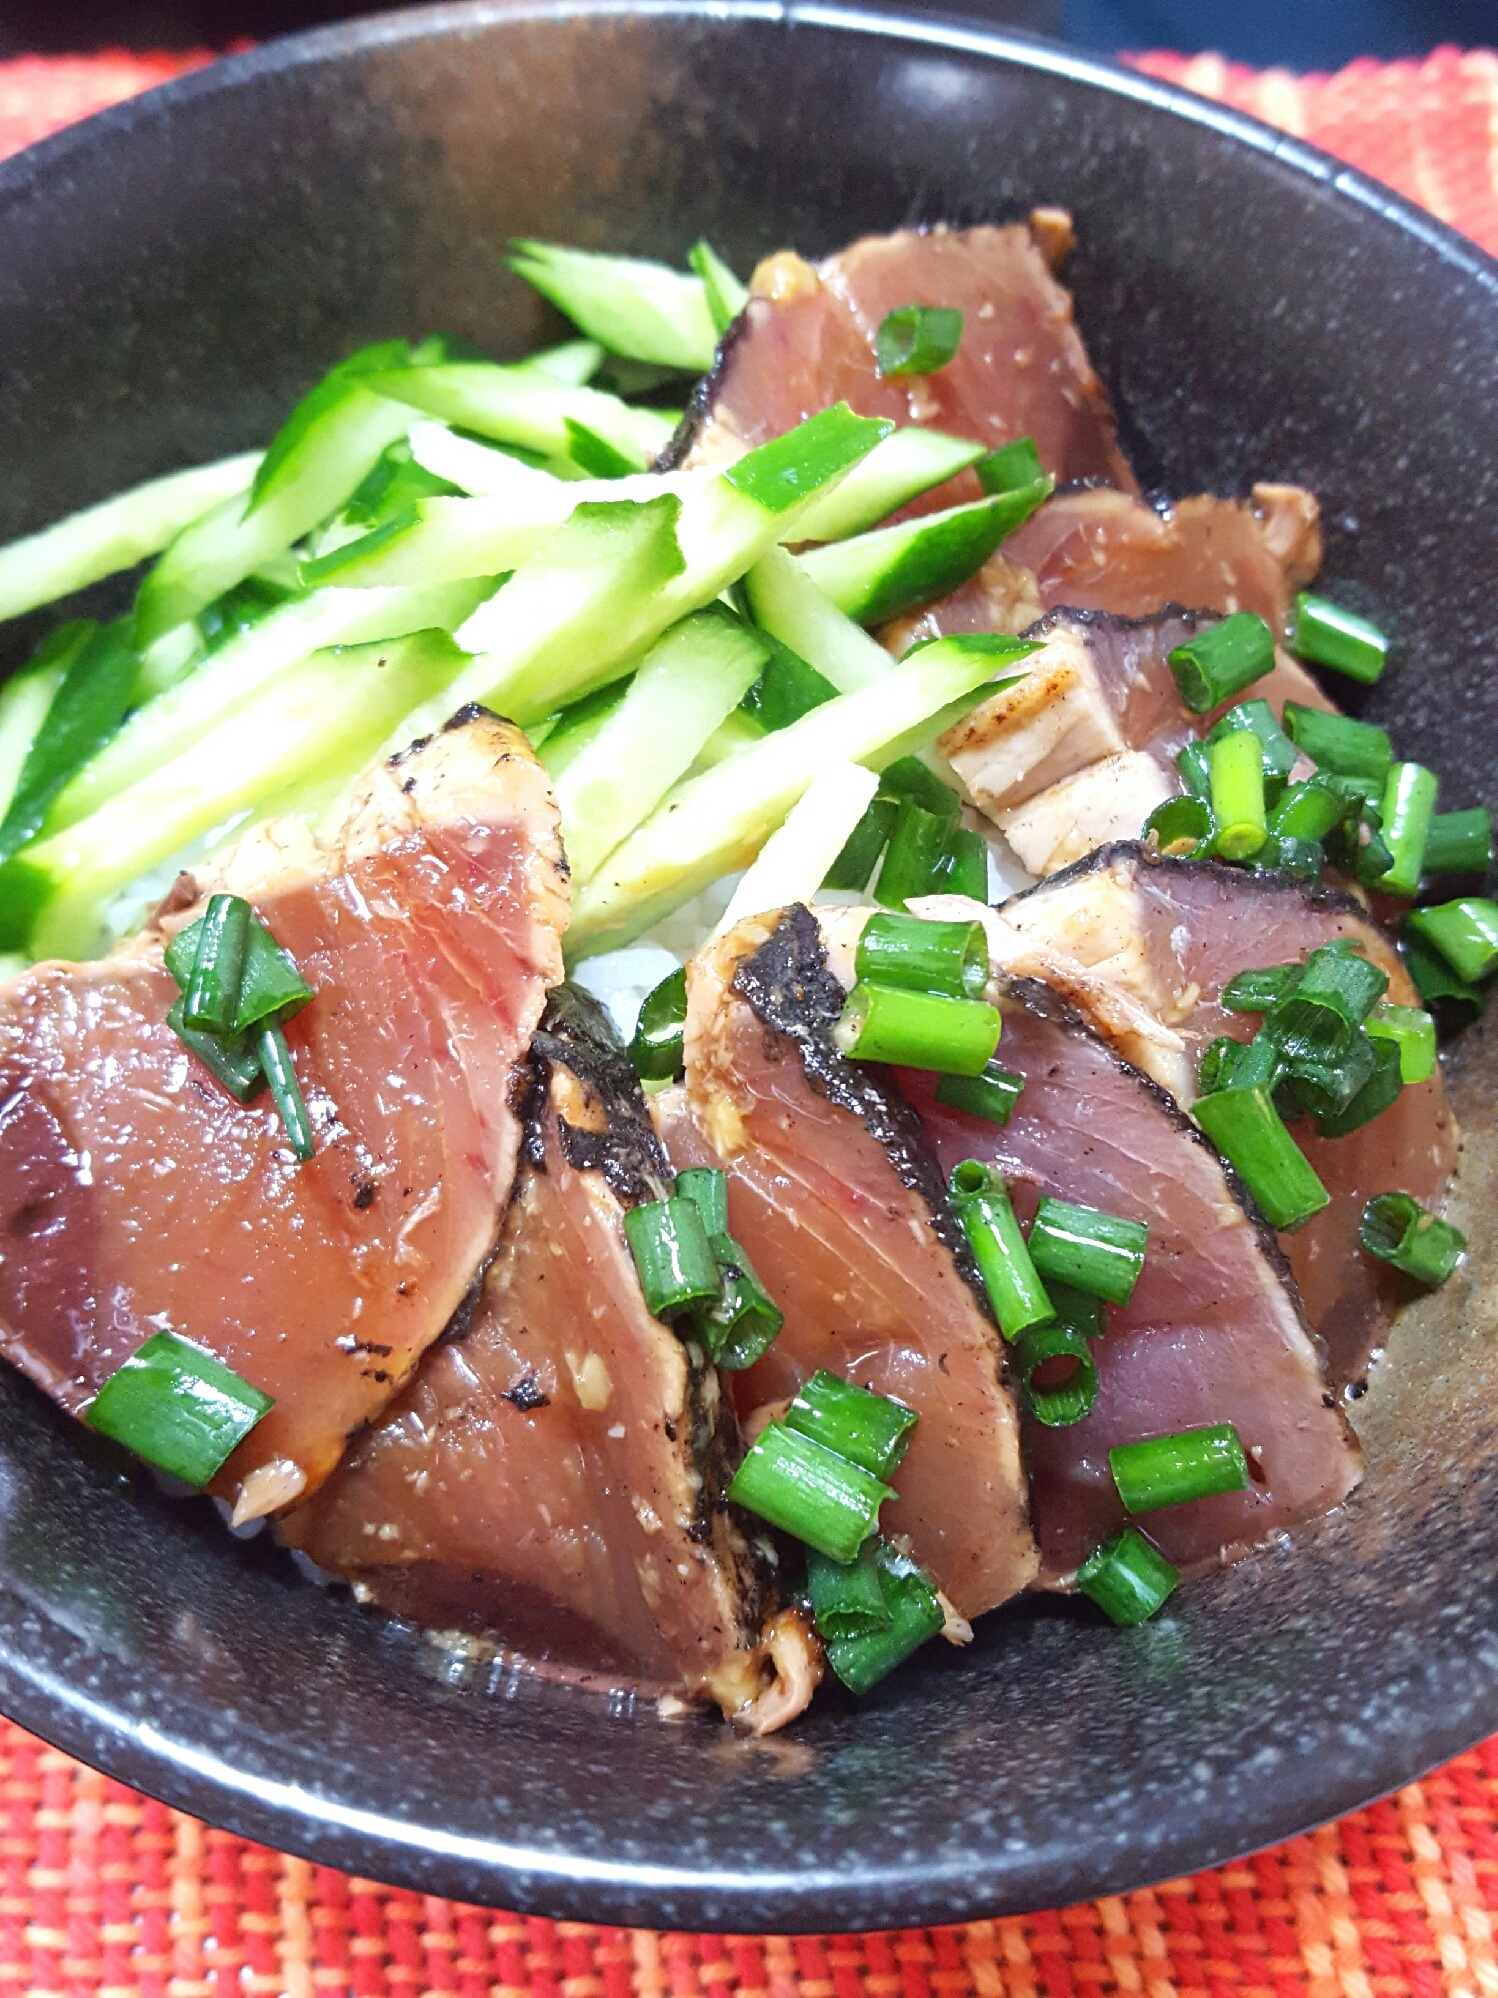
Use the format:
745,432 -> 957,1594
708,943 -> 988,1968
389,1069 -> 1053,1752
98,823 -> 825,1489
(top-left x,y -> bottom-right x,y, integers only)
1,36 -> 1497,1987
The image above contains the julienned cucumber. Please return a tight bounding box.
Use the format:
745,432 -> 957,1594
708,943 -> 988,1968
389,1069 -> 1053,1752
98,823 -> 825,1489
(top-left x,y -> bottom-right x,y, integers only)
46,578 -> 494,834
438,406 -> 892,730
516,339 -> 605,386
688,241 -> 749,339
0,451 -> 263,627
0,621 -> 138,867
744,546 -> 897,694
715,760 -> 879,935
0,658 -> 69,824
797,479 -> 1053,627
4,629 -> 471,961
366,363 -> 677,473
792,430 -> 985,544
508,239 -> 720,373
552,605 -> 769,881
567,633 -> 1035,958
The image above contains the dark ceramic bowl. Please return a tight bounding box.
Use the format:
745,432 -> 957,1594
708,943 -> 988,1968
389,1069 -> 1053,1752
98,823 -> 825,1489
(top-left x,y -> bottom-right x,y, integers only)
1,0 -> 1496,1933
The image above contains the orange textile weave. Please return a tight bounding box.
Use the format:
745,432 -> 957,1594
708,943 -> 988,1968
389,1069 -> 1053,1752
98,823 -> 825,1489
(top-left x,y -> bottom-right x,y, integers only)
1,35 -> 1498,1988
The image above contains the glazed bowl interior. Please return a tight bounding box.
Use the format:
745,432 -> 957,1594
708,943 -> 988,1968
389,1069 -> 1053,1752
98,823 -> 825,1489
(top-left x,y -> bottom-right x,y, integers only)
0,0 -> 1495,1932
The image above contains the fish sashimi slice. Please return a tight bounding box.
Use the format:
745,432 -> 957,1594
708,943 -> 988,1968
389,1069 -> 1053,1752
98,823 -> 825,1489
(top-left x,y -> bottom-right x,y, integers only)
284,985 -> 817,1726
0,707 -> 569,1520
651,904 -> 1038,1621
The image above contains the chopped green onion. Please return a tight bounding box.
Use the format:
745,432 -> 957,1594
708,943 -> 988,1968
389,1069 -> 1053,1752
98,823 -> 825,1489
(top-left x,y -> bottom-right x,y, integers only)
627,966 -> 687,1081
1045,1279 -> 1106,1342
1282,703 -> 1392,790
1192,1085 -> 1330,1230
875,799 -> 958,908
740,638 -> 838,733
726,1421 -> 893,1563
806,1540 -> 891,1641
875,305 -> 964,378
165,906 -> 314,1035
254,1022 -> 315,1163
1205,698 -> 1298,787
1026,1197 -> 1147,1307
674,1167 -> 729,1237
823,1540 -> 945,1693
855,912 -> 989,1001
1289,592 -> 1389,685
1401,927 -> 1486,1011
182,893 -> 252,1034
1110,1423 -> 1250,1514
1378,762 -> 1439,897
934,1061 -> 1024,1126
1221,963 -> 1301,1013
1263,941 -> 1387,1061
1359,1192 -> 1466,1286
1168,612 -> 1275,713
1177,740 -> 1212,801
1422,807 -> 1493,878
1269,776 -> 1353,844
1279,1027 -> 1377,1122
1365,1001 -> 1438,1085
948,1160 -> 1055,1340
1254,834 -> 1325,881
1076,1527 -> 1179,1625
166,998 -> 265,1101
1219,1030 -> 1284,1093
1143,794 -> 1212,856
622,1196 -> 721,1319
1197,1036 -> 1243,1095
1404,897 -> 1498,984
940,827 -> 989,902
877,755 -> 962,818
1354,816 -> 1397,889
1012,1319 -> 1099,1427
823,796 -> 897,894
1306,1033 -> 1403,1138
1208,727 -> 1268,861
833,981 -> 1002,1075
976,436 -> 1044,494
698,1233 -> 784,1371
84,1330 -> 273,1487
784,1369 -> 917,1479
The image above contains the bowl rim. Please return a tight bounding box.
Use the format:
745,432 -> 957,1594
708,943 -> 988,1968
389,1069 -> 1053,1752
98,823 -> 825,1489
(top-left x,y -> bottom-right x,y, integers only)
2,0 -> 1497,1927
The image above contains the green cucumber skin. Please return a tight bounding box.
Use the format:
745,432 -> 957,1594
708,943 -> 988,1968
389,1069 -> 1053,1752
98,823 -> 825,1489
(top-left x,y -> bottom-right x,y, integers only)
508,240 -> 718,372
792,430 -> 985,544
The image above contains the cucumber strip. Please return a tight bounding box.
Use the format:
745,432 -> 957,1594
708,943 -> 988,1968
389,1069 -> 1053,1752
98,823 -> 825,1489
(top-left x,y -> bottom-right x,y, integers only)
715,760 -> 878,934
408,420 -> 703,507
745,546 -> 896,694
445,407 -> 890,728
538,681 -> 632,781
367,363 -> 677,474
0,657 -> 68,822
9,629 -> 469,961
567,633 -> 1034,958
46,578 -> 492,833
0,621 -> 138,867
688,241 -> 749,338
687,709 -> 766,778
508,240 -> 718,372
517,339 -> 605,385
798,482 -> 1053,627
792,430 -> 985,545
135,389 -> 415,643
0,451 -> 263,627
553,606 -> 769,881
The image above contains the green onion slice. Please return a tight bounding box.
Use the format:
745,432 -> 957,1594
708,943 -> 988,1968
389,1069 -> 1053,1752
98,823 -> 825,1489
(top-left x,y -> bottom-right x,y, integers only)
1263,940 -> 1387,1062
875,305 -> 964,378
1378,762 -> 1440,898
1305,1033 -> 1403,1139
876,755 -> 962,818
823,796 -> 898,894
1401,928 -> 1486,1012
934,1061 -> 1024,1127
976,436 -> 1044,494
875,799 -> 959,908
255,1022 -> 315,1163
1192,1085 -> 1330,1230
1046,1279 -> 1106,1342
1254,834 -> 1325,882
1289,592 -> 1389,685
1205,698 -> 1298,785
84,1330 -> 273,1487
823,1540 -> 946,1693
1278,1027 -> 1377,1123
949,1160 -> 1055,1340
1027,1196 -> 1147,1307
940,826 -> 989,903
1365,1001 -> 1437,1085
1208,727 -> 1268,861
1012,1319 -> 1099,1427
833,981 -> 1002,1076
1110,1423 -> 1250,1514
1168,612 -> 1275,714
628,966 -> 687,1082
674,1167 -> 729,1238
182,893 -> 252,1035
698,1233 -> 784,1371
165,998 -> 265,1102
1177,740 -> 1212,801
1076,1527 -> 1179,1625
1221,964 -> 1301,1014
1269,776 -> 1357,845
1359,1192 -> 1465,1286
1143,794 -> 1212,856
726,1421 -> 893,1564
856,911 -> 989,1001
806,1539 -> 892,1641
623,1196 -> 721,1319
1404,898 -> 1498,985
784,1369 -> 918,1480
1282,703 -> 1392,789
1422,807 -> 1493,878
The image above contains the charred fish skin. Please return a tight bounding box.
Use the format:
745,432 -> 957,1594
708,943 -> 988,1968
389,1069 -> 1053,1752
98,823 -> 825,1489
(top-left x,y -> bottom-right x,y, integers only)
731,903 -> 990,1314
527,981 -> 673,1205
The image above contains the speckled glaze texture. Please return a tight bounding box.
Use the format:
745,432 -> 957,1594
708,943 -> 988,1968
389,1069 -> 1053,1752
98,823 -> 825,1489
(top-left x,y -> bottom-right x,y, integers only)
0,0 -> 1495,1933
